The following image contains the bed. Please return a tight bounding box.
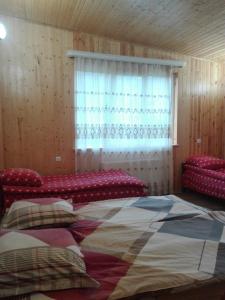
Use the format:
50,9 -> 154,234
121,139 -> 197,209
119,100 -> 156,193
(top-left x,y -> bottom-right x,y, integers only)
11,195 -> 225,300
182,155 -> 225,200
0,169 -> 146,210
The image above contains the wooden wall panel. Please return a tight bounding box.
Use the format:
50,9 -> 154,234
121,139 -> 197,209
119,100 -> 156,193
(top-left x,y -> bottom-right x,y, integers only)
1,0 -> 225,59
221,62 -> 225,158
0,15 -> 224,191
0,16 -> 74,175
73,32 -> 225,191
0,95 -> 4,169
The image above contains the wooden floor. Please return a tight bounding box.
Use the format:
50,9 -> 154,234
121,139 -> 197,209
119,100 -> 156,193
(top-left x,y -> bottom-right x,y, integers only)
176,191 -> 225,211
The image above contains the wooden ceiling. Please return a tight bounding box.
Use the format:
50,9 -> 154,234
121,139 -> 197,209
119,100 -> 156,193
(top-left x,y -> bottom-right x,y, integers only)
0,0 -> 225,60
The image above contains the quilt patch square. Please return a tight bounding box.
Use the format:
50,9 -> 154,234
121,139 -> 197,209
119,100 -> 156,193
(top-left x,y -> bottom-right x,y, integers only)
131,197 -> 174,212
159,215 -> 224,241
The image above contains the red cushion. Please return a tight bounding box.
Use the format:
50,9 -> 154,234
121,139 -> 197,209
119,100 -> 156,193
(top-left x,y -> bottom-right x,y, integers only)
0,168 -> 43,187
185,155 -> 225,170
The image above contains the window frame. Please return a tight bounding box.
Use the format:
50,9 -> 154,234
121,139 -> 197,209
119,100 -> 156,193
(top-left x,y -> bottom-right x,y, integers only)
172,72 -> 178,146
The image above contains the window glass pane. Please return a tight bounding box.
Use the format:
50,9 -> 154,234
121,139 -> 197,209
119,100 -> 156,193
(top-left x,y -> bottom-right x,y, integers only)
75,59 -> 172,151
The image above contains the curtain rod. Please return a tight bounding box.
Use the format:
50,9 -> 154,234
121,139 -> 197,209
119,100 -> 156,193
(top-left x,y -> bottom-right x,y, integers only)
66,50 -> 186,68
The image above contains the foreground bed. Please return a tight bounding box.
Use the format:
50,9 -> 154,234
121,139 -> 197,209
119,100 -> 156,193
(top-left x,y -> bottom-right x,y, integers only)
17,195 -> 225,300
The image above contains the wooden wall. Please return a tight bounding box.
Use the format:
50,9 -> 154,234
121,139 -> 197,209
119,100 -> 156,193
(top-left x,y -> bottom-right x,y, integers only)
73,32 -> 225,191
221,62 -> 225,158
0,16 -> 74,174
0,96 -> 4,169
0,15 -> 224,191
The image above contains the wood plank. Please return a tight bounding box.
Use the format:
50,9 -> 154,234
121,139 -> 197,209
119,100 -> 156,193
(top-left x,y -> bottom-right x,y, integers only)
1,0 -> 225,59
0,15 -> 74,175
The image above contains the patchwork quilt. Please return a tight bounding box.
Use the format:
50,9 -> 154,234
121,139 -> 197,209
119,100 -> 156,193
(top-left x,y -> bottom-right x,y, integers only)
12,195 -> 225,299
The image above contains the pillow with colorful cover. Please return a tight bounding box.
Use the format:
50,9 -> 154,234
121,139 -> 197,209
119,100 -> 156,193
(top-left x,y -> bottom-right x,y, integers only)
0,228 -> 99,298
0,168 -> 43,186
1,198 -> 77,230
185,155 -> 225,170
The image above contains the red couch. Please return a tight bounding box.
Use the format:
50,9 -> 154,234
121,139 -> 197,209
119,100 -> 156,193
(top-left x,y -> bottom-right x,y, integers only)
182,155 -> 225,200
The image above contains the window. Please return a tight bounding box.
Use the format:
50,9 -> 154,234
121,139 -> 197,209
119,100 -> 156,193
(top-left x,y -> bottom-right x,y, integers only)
75,58 -> 173,152
74,56 -> 175,193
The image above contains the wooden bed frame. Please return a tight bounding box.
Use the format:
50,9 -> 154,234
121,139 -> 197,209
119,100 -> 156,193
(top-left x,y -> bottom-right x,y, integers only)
124,281 -> 225,300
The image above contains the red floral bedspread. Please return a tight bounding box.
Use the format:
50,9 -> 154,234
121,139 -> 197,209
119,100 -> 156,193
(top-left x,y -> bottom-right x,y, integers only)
182,164 -> 225,199
2,170 -> 146,208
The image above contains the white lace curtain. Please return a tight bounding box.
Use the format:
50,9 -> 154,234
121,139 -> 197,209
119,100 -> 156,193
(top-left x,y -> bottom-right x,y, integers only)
74,57 -> 173,195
